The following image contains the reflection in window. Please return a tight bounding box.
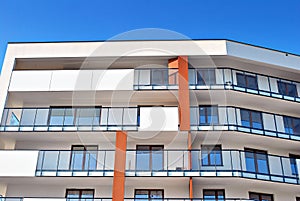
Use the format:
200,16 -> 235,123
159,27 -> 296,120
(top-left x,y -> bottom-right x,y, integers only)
135,189 -> 163,201
151,69 -> 168,86
249,192 -> 273,201
136,145 -> 163,171
245,148 -> 269,174
283,116 -> 300,136
240,109 -> 263,129
203,189 -> 225,200
70,145 -> 98,171
66,189 -> 94,201
277,81 -> 297,97
201,145 -> 223,166
290,154 -> 300,175
196,69 -> 216,85
199,106 -> 219,125
236,73 -> 258,90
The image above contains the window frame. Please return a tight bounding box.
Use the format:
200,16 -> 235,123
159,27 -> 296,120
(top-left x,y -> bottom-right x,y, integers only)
244,148 -> 270,174
134,189 -> 164,199
70,145 -> 98,170
199,105 -> 219,125
249,192 -> 274,201
283,116 -> 300,136
236,72 -> 258,90
277,80 -> 298,97
289,154 -> 300,175
136,145 -> 164,171
65,189 -> 95,200
201,145 -> 223,166
240,109 -> 263,129
203,189 -> 225,200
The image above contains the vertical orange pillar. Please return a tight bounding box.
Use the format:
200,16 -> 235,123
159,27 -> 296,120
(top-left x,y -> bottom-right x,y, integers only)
169,56 -> 193,199
112,131 -> 127,201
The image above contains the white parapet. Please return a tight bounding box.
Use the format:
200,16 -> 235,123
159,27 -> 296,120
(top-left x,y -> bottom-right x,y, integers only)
0,150 -> 39,177
138,107 -> 179,131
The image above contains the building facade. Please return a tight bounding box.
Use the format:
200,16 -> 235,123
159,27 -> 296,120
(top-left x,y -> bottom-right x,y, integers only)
0,40 -> 299,201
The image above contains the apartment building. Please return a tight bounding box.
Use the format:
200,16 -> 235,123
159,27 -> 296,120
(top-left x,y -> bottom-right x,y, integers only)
0,39 -> 299,201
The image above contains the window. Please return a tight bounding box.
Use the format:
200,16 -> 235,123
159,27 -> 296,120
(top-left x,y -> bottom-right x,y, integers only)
203,189 -> 225,200
249,192 -> 273,201
290,154 -> 300,175
277,80 -> 297,97
136,145 -> 164,171
283,116 -> 300,136
245,148 -> 269,174
70,145 -> 98,171
151,69 -> 168,86
240,109 -> 263,129
196,69 -> 216,85
236,73 -> 258,90
66,189 -> 94,201
201,145 -> 223,166
135,189 -> 163,200
296,197 -> 300,201
199,106 -> 219,125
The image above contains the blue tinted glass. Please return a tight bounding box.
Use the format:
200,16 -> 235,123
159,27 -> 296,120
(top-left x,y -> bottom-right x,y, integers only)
237,73 -> 246,88
257,153 -> 269,174
136,151 -> 150,170
201,152 -> 209,166
245,152 -> 256,172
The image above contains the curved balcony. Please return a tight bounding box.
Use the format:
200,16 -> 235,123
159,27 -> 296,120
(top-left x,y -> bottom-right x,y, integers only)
134,68 -> 300,103
36,149 -> 300,185
190,106 -> 300,141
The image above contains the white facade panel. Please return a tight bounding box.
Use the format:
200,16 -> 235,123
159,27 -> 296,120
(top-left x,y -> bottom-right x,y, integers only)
262,113 -> 276,131
92,69 -> 134,90
9,71 -> 52,91
257,75 -> 270,91
139,107 -> 178,131
0,151 -> 38,177
275,115 -> 285,133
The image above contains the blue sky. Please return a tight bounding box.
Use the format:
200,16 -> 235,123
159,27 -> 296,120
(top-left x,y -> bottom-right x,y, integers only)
1,0 -> 300,73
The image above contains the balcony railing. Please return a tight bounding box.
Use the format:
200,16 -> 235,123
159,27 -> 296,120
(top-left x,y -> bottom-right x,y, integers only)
190,106 -> 300,141
133,67 -> 300,103
36,149 -> 300,185
134,68 -> 179,90
0,107 -> 139,132
188,68 -> 300,103
0,198 -> 256,201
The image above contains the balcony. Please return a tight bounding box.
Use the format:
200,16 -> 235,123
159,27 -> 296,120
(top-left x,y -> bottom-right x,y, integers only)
0,106 -> 179,132
0,107 -> 139,132
189,68 -> 300,102
134,68 -> 179,90
133,67 -> 300,103
35,149 -> 300,185
190,106 -> 300,141
0,198 -> 256,201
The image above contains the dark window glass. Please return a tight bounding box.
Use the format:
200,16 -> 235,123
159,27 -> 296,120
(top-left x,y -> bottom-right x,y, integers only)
199,106 -> 219,125
249,192 -> 273,201
245,149 -> 269,174
201,145 -> 223,166
240,109 -> 263,129
296,197 -> 300,201
290,154 -> 300,175
277,81 -> 297,97
283,116 -> 300,136
70,145 -> 98,171
135,189 -> 163,201
236,73 -> 258,90
203,189 -> 225,200
151,69 -> 168,86
136,145 -> 164,171
66,189 -> 94,201
197,69 -> 216,85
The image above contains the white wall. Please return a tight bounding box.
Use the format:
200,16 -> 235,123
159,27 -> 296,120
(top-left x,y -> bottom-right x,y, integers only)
0,150 -> 38,176
139,107 -> 178,131
9,69 -> 134,92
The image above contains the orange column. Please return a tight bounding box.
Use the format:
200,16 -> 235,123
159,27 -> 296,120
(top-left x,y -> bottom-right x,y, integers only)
112,131 -> 127,201
169,56 -> 193,199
